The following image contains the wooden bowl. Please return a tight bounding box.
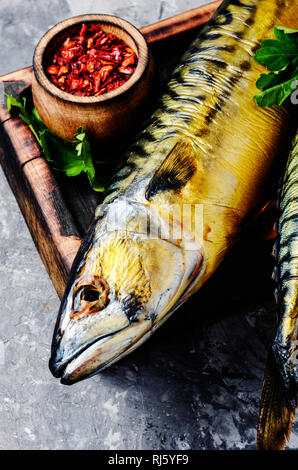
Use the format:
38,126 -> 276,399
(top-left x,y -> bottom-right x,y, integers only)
32,14 -> 154,142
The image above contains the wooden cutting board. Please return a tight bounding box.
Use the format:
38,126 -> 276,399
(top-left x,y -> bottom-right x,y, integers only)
0,0 -> 276,310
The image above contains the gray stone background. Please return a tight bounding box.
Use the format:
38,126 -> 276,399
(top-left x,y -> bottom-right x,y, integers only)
0,0 -> 297,450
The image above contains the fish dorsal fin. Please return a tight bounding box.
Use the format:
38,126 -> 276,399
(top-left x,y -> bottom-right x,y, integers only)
145,139 -> 197,200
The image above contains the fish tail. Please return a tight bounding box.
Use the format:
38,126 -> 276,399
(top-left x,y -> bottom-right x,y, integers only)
257,352 -> 296,450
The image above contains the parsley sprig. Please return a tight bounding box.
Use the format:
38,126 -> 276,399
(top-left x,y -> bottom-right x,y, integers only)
6,94 -> 106,191
253,26 -> 298,107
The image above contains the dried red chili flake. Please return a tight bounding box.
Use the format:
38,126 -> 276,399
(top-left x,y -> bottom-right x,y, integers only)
47,65 -> 59,75
46,23 -> 138,96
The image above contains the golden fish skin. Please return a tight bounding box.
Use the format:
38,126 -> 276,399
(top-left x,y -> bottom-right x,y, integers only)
258,131 -> 298,451
50,0 -> 297,388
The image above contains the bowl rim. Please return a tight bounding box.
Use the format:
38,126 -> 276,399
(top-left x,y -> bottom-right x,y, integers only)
33,14 -> 149,105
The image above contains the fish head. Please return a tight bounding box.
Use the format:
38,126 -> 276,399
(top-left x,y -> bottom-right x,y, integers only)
49,207 -> 202,384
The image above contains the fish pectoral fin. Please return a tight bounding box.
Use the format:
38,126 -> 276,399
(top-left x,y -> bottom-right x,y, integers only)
257,351 -> 296,450
145,138 -> 197,200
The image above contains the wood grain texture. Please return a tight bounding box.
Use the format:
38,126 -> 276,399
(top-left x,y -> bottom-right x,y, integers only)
0,2 -> 221,298
142,0 -> 221,43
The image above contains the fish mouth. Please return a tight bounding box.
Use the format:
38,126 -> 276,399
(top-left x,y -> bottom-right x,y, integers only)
50,295 -> 191,385
50,323 -> 149,385
49,326 -> 127,381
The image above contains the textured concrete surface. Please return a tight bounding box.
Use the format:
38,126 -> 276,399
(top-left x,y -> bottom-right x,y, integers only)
0,0 -> 297,450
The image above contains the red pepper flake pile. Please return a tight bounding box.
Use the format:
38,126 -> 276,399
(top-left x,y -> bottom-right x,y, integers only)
46,23 -> 138,96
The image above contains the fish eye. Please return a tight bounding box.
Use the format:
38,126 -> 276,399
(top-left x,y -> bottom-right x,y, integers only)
72,277 -> 110,318
81,286 -> 101,302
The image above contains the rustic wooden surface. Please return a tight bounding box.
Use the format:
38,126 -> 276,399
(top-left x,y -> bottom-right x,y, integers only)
141,0 -> 220,43
0,1 -> 220,299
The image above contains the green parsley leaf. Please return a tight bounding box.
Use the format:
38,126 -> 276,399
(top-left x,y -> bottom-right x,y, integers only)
6,94 -> 106,192
255,26 -> 298,71
254,78 -> 295,107
253,26 -> 298,107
